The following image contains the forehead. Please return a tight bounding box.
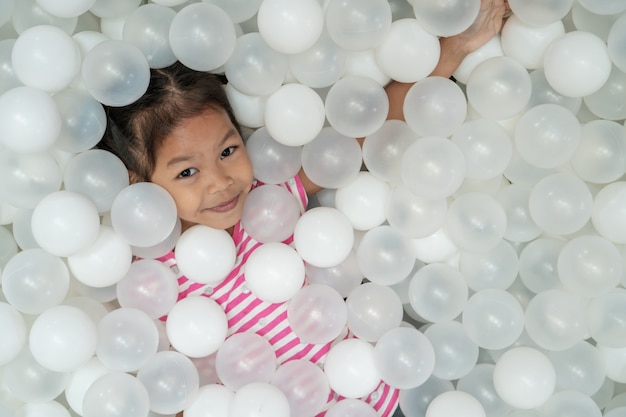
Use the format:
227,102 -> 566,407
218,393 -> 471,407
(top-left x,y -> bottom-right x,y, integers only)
159,108 -> 236,149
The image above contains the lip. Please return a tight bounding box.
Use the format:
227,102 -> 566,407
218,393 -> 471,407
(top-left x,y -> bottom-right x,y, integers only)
207,194 -> 240,213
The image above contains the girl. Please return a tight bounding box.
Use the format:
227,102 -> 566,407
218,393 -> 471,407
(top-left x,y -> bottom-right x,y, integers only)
98,2 -> 510,415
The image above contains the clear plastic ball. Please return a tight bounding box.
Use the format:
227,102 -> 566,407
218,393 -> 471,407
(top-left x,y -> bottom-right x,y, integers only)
16,400 -> 71,417
584,65 -> 626,121
304,250 -> 363,298
344,49 -> 391,86
0,39 -> 21,95
408,263 -> 468,323
245,128 -> 301,185
325,75 -> 389,138
424,320 -> 479,381
456,364 -> 513,417
346,282 -> 403,342
82,372 -> 150,417
458,239 -> 519,291
12,0 -> 78,35
570,1 -> 620,42
230,382 -> 290,417
453,36 -> 504,85
293,206 -> 354,268
81,39 -> 150,106
445,192 -> 507,253
373,326 -> 435,389
425,390 -> 485,417
224,32 -> 287,97
111,182 -> 178,248
543,31 -> 612,97
257,0 -> 324,54
244,241 -> 305,303
399,376 -> 454,417
325,0 -> 392,51
53,89 -> 107,153
335,172 -> 390,231
11,24 -> 81,92
184,384 -> 234,417
539,390 -> 601,417
518,237 -> 565,293
586,291 -> 626,347
592,181 -> 626,244
547,341 -> 606,396
403,76 -> 467,138
386,185 -> 448,239
31,190 -> 100,257
527,68 -> 582,113
375,17 -> 440,83
401,136 -> 466,200
215,332 -> 276,391
224,83 -> 267,129
524,289 -> 587,351
131,217 -> 181,260
493,346 -> 556,409
122,4 -> 177,69
362,120 -> 418,184
528,172 -> 593,236
36,0 -> 95,18
202,0 -> 262,24
289,29 -> 346,89
466,56 -> 532,120
323,338 -> 381,399
166,296 -> 228,358
271,359 -> 330,417
264,83 -> 325,146
577,0 -> 626,15
412,0 -> 480,37
501,15 -> 565,69
495,184 -> 541,243
0,86 -> 61,153
89,0 -> 141,19
241,184 -> 301,244
508,0 -> 574,25
608,14 -> 626,73
0,301 -> 27,365
451,118 -> 513,181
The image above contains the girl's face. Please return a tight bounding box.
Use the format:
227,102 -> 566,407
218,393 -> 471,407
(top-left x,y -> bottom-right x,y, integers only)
150,108 -> 254,234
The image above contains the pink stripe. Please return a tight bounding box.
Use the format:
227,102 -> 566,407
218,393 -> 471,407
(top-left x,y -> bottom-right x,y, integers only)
258,311 -> 288,339
235,302 -> 282,333
308,342 -> 332,364
227,296 -> 261,327
371,381 -> 389,409
382,388 -> 400,417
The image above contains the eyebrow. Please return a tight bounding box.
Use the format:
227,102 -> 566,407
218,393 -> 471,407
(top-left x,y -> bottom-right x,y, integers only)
165,127 -> 238,168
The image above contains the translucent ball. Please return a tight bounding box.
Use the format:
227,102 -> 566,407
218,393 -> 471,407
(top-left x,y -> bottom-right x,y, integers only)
0,302 -> 27,365
165,296 -> 228,358
287,283 -> 346,345
16,400 -> 71,417
83,372 -> 150,417
525,289 -> 587,351
169,3 -> 236,71
412,0 -> 480,37
493,347 -> 556,409
3,348 -> 69,403
293,206 -> 354,268
592,181 -> 626,244
81,40 -> 148,106
131,217 -> 181,260
570,2 -> 619,42
12,0 -> 78,35
36,0 -> 95,18
111,182 -> 178,248
325,0 -> 392,51
495,184 -> 541,243
0,0 -> 15,28
539,390 -> 602,417
600,345 -> 626,384
584,65 -> 626,121
543,31 -> 612,97
271,359 -> 330,417
215,332 -> 276,391
408,263 -> 468,323
230,383 -> 290,417
547,341 -> 606,396
224,32 -> 287,97
116,259 -> 178,320
608,14 -> 626,73
577,0 -> 626,15
453,36 -> 504,85
528,172 -> 593,236
375,18 -> 440,83
528,68 -> 582,113
53,89 -> 108,153
558,234 -> 622,298
323,338 -> 381,399
0,39 -> 21,95
11,24 -> 81,92
325,75 -> 389,138
335,172 -> 390,231
403,76 -> 467,138
301,127 -> 362,189
344,49 -> 391,85
398,375 -> 454,417
401,137 -> 466,200
445,192 -> 507,253
89,0 -> 141,18
346,282 -> 403,342
184,384 -> 234,417
241,184 -> 301,243
304,251 -> 364,298
327,399 -> 378,417
289,29 -> 346,89
456,364 -> 513,417
462,289 -> 525,350
95,307 -> 159,372
426,390 -> 486,417
122,4 -> 177,69
451,118 -> 512,181
501,15 -> 565,69
264,83 -> 325,146
587,291 -> 626,347
466,56 -> 532,120
386,185 -> 448,239
508,0 -> 574,25
518,237 -> 565,293
245,128 -> 301,185
0,86 -> 61,153
362,120 -> 418,184
356,225 -> 415,286
67,226 -> 132,288
31,190 -> 100,257
202,0 -> 262,23
29,305 -> 96,372
2,248 -> 70,314
225,83 -> 267,129
0,149 -> 62,210
458,239 -> 519,291
244,242 -> 305,303
257,0 -> 323,54
424,320 -> 479,381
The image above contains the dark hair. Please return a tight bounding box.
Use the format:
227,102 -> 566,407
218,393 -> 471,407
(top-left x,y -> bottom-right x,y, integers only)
97,61 -> 241,182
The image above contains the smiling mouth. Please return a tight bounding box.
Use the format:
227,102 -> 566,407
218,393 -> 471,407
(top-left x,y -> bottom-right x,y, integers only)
207,194 -> 240,213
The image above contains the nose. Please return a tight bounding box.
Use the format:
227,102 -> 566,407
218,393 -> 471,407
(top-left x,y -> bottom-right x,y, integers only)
205,165 -> 233,194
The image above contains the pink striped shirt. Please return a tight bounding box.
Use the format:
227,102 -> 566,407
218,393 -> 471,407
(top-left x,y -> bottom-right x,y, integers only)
158,177 -> 399,416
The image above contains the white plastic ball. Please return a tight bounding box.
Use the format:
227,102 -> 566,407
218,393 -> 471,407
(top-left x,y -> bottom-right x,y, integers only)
335,172 -> 390,231
0,301 -> 27,365
592,181 -> 626,244
122,4 -> 177,69
82,372 -> 150,417
325,0 -> 392,51
501,15 -> 565,69
323,338 -> 381,399
508,0 -> 574,25
184,384 -> 234,417
230,382 -> 290,417
412,0 -> 480,37
426,390 -> 486,417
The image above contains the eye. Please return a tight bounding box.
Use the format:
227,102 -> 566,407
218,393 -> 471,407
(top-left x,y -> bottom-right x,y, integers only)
221,146 -> 237,159
178,167 -> 198,178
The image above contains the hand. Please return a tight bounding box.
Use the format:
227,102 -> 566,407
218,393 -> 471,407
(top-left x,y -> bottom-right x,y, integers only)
453,0 -> 512,55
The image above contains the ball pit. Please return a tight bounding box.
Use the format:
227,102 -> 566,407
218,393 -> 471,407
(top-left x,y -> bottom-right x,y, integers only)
1,1 -> 626,417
